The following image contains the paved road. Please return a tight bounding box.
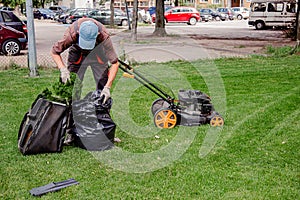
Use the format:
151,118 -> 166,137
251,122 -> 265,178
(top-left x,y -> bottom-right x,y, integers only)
0,19 -> 293,68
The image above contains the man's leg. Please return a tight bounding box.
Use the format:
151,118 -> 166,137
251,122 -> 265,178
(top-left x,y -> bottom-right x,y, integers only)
90,64 -> 108,90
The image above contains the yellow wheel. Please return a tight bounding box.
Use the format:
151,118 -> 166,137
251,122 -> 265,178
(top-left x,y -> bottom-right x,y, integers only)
154,109 -> 177,129
210,115 -> 224,127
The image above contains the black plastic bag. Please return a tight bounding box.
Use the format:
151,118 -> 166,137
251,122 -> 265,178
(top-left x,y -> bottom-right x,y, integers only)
71,90 -> 116,151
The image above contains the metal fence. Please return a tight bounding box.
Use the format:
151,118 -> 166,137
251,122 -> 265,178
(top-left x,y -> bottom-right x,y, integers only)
0,51 -> 68,69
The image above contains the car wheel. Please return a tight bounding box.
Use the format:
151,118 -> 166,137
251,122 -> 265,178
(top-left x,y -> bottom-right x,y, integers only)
188,17 -> 197,25
237,14 -> 242,20
255,21 -> 265,30
121,19 -> 128,26
2,39 -> 21,56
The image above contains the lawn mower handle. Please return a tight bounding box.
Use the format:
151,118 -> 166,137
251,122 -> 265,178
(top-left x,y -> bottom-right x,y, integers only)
117,59 -> 175,105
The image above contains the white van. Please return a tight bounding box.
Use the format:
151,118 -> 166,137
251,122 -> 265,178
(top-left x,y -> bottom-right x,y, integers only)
248,0 -> 297,29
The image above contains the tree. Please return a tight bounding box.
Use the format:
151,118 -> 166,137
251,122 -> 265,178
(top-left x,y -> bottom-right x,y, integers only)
153,0 -> 167,36
291,0 -> 299,53
110,0 -> 115,27
174,0 -> 179,6
297,0 -> 300,45
131,0 -> 138,41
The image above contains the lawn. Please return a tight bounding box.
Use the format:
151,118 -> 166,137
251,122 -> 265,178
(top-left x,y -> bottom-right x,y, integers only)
0,54 -> 299,199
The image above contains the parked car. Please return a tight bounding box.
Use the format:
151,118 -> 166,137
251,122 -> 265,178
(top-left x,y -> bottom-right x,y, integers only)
56,8 -> 75,24
0,6 -> 14,11
33,8 -> 55,20
199,9 -> 214,22
0,10 -> 27,36
232,7 -> 250,20
217,7 -> 235,20
0,23 -> 27,55
199,8 -> 228,21
48,6 -> 68,15
248,0 -> 297,30
147,6 -> 173,16
152,6 -> 200,25
87,9 -> 130,26
65,8 -> 92,24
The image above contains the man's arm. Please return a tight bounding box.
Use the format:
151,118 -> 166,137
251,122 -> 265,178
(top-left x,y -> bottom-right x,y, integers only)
51,52 -> 66,70
105,62 -> 119,88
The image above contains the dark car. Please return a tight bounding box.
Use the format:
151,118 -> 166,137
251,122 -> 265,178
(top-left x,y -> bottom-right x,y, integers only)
199,8 -> 228,21
147,6 -> 173,16
34,8 -> 56,20
0,24 -> 27,55
87,9 -> 129,26
0,10 -> 27,36
216,7 -> 235,20
198,9 -> 213,22
65,8 -> 92,24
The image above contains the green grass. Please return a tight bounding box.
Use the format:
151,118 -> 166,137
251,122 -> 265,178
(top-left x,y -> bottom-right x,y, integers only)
0,54 -> 299,199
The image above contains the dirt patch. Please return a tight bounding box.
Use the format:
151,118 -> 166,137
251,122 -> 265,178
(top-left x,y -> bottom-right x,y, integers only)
189,34 -> 296,57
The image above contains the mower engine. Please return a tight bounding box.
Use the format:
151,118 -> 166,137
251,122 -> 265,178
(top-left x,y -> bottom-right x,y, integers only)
177,90 -> 219,126
178,90 -> 213,115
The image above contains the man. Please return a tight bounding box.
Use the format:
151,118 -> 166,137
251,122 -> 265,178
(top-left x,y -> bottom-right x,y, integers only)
51,18 -> 120,144
51,18 -> 119,104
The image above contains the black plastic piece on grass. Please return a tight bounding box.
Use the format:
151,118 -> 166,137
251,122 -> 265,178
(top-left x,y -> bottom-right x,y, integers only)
29,178 -> 79,196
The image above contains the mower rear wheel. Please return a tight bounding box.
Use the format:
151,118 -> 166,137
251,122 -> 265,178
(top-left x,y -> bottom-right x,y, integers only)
151,98 -> 170,115
154,108 -> 177,129
210,115 -> 224,127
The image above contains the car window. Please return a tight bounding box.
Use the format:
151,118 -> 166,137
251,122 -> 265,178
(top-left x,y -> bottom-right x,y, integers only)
267,3 -> 284,12
101,12 -> 110,16
181,8 -> 189,12
286,2 -> 296,13
252,3 -> 267,12
2,12 -> 13,22
172,8 -> 181,13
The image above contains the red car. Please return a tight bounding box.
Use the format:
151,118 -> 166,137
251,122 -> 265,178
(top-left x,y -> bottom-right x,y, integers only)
0,24 -> 27,55
152,6 -> 200,25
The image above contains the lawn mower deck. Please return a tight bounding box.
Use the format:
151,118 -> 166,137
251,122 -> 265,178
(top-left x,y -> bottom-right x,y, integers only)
151,90 -> 224,128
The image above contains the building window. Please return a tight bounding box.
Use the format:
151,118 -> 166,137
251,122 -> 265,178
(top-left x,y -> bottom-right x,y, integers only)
212,0 -> 221,4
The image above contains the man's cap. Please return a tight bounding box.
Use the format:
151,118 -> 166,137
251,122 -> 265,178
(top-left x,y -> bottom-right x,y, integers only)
78,21 -> 98,50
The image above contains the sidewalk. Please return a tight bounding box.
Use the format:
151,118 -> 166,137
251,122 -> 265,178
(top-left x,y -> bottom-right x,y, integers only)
111,29 -> 213,62
109,24 -> 294,63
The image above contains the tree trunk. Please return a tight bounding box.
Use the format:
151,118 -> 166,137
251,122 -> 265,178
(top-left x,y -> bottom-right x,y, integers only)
296,0 -> 300,44
153,0 -> 167,36
131,0 -> 138,41
110,0 -> 115,27
174,0 -> 179,6
290,1 -> 299,54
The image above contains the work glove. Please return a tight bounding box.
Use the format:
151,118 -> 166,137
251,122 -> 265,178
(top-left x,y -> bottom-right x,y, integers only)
100,86 -> 111,104
60,67 -> 70,84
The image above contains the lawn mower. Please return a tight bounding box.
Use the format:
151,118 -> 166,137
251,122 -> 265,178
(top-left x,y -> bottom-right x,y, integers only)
118,59 -> 224,129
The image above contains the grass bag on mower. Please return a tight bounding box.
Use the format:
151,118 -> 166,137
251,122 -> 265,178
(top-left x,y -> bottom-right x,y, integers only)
18,97 -> 68,155
18,73 -> 77,155
71,90 -> 116,151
